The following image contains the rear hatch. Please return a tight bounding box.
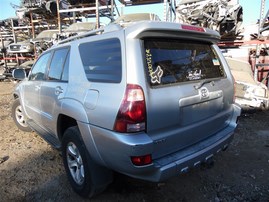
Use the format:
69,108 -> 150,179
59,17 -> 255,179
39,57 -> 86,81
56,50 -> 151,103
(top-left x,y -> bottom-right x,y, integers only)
141,35 -> 234,158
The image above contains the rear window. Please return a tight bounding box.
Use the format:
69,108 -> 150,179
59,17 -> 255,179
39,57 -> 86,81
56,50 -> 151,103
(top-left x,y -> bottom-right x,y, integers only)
143,38 -> 225,86
79,38 -> 122,83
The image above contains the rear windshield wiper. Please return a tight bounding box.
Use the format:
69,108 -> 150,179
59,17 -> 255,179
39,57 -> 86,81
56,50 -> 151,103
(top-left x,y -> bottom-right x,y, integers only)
194,80 -> 215,90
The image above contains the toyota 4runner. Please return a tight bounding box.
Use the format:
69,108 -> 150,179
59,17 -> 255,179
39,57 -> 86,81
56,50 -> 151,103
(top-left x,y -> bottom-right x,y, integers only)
12,20 -> 241,198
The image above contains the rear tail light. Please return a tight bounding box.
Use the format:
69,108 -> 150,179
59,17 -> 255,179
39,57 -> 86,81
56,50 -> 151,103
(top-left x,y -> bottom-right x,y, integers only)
131,154 -> 152,166
114,84 -> 146,133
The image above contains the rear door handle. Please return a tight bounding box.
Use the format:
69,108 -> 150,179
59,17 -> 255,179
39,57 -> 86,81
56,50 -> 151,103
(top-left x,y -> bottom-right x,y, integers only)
55,86 -> 63,95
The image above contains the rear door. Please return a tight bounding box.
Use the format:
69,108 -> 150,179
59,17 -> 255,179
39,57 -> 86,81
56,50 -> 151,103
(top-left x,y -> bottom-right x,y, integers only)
142,38 -> 232,153
39,47 -> 70,134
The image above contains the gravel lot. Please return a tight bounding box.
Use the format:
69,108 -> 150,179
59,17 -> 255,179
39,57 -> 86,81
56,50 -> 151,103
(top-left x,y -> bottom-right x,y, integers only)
0,81 -> 269,202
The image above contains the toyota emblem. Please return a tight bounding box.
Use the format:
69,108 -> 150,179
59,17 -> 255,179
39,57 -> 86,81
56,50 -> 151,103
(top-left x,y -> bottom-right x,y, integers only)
199,87 -> 209,99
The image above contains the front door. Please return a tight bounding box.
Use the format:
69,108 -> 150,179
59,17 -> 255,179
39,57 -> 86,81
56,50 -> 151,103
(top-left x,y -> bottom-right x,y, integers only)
23,52 -> 51,124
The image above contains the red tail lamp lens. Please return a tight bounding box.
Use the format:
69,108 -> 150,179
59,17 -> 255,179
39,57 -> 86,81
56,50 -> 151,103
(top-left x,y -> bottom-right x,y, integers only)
114,84 -> 146,133
131,154 -> 152,166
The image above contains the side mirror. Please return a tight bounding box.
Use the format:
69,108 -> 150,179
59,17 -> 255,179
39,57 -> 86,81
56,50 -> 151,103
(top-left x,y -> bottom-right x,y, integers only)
12,68 -> 27,80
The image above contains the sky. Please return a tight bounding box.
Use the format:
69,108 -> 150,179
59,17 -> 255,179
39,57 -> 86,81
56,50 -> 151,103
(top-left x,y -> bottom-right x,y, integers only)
0,0 -> 268,26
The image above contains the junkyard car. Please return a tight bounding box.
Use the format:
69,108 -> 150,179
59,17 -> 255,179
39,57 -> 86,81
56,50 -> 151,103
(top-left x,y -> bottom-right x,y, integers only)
58,22 -> 96,40
31,29 -> 59,54
12,20 -> 240,197
7,39 -> 34,54
7,30 -> 59,55
226,57 -> 269,110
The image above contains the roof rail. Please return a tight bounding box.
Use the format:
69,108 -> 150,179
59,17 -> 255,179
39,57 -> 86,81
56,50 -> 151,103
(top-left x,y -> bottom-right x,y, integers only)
57,27 -> 105,45
56,24 -> 122,45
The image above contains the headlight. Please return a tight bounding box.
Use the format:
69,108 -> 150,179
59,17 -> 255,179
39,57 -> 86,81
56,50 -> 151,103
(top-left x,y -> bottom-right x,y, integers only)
253,88 -> 266,97
21,45 -> 31,50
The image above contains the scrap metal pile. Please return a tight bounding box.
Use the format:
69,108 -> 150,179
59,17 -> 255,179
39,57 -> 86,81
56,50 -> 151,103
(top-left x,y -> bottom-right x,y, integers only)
16,0 -> 112,24
1,0 -> 246,59
1,0 -> 113,80
16,0 -> 69,26
176,0 -> 243,40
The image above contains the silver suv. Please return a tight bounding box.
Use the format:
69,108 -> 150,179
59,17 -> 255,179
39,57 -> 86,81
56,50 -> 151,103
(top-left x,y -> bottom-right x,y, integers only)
12,21 -> 241,198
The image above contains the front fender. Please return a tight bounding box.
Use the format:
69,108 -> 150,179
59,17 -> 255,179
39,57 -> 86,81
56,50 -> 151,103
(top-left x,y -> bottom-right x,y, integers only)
13,83 -> 30,120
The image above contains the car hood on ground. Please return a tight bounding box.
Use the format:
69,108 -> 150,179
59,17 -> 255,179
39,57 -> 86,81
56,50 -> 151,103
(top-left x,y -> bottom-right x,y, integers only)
226,57 -> 257,85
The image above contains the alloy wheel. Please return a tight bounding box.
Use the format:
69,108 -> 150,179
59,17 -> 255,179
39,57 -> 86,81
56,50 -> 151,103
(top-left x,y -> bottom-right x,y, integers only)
66,142 -> 85,185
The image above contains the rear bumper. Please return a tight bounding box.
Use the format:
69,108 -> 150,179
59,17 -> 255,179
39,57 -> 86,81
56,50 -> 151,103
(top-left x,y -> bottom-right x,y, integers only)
151,127 -> 234,181
79,104 -> 241,182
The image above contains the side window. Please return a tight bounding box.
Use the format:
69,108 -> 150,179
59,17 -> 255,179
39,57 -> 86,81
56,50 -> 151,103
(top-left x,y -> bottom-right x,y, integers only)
79,38 -> 122,83
28,52 -> 51,81
48,48 -> 69,81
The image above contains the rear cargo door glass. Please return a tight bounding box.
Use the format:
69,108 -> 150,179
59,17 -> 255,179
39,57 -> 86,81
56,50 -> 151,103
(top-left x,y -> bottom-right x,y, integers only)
143,38 -> 225,86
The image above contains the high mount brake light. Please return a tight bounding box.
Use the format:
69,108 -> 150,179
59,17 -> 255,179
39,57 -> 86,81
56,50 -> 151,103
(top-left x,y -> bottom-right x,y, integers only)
114,84 -> 146,133
181,25 -> 205,32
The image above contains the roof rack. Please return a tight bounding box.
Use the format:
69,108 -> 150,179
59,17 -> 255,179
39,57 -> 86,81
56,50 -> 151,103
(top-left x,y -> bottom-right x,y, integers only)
56,27 -> 104,45
56,23 -> 122,45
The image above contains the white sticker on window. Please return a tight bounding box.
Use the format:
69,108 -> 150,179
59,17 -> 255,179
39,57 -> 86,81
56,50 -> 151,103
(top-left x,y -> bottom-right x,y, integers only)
150,65 -> 163,84
186,69 -> 202,80
212,58 -> 220,66
145,49 -> 163,84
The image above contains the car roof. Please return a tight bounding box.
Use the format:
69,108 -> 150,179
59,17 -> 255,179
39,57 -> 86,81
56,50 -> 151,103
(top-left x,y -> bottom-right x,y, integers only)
113,13 -> 161,26
55,21 -> 220,47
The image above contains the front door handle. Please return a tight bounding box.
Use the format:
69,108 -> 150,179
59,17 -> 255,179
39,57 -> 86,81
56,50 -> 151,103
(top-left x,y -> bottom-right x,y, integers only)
55,86 -> 63,95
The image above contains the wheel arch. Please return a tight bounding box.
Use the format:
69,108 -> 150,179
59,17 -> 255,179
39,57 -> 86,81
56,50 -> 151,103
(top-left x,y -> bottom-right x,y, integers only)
61,126 -> 113,198
57,99 -> 107,167
57,114 -> 77,142
57,99 -> 89,141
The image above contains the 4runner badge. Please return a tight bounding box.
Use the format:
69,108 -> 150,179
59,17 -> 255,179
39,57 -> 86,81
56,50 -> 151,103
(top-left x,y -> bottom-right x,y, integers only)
199,87 -> 209,99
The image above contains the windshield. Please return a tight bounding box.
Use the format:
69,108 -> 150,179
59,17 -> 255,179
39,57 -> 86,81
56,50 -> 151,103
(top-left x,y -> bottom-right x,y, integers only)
143,38 -> 225,86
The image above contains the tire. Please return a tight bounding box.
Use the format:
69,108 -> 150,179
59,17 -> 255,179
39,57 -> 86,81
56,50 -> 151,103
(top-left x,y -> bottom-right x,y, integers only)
62,126 -> 113,198
11,98 -> 32,132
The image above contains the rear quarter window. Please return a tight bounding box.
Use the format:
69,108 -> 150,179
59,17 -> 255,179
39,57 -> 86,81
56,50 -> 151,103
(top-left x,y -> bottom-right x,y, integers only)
143,38 -> 225,86
79,38 -> 122,83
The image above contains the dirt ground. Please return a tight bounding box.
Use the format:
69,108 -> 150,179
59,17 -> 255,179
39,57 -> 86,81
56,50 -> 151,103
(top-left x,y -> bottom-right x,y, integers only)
0,81 -> 269,202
